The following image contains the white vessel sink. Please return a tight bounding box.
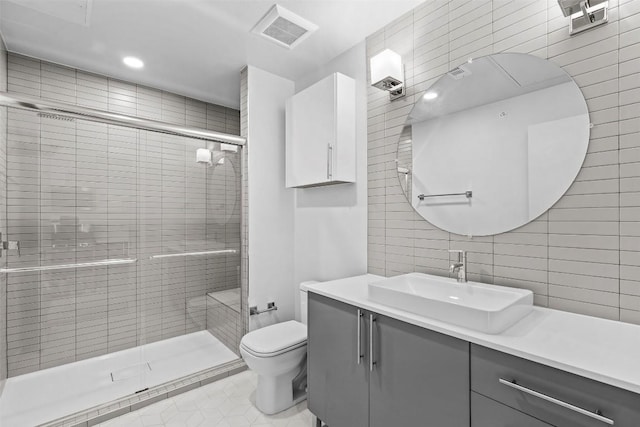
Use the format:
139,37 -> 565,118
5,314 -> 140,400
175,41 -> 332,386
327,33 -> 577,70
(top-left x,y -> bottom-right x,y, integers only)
368,273 -> 533,334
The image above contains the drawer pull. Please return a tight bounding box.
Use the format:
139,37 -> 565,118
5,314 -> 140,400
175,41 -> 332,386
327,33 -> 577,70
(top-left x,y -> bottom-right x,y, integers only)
498,378 -> 614,425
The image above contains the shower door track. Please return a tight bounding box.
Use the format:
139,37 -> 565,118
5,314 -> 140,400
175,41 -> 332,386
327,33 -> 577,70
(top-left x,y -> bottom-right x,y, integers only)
0,91 -> 246,146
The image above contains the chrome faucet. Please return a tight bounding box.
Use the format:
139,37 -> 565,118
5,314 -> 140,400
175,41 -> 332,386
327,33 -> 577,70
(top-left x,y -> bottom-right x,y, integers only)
449,250 -> 467,282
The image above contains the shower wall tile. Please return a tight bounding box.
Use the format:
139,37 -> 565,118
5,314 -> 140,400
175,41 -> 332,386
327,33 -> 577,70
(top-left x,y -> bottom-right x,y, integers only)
618,0 -> 640,327
240,67 -> 249,335
4,53 -> 242,376
206,291 -> 241,356
367,0 -> 640,324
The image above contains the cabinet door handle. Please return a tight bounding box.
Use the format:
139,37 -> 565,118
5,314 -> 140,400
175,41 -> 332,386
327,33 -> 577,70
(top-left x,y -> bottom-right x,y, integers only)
356,309 -> 363,364
326,143 -> 333,180
498,378 -> 614,425
369,314 -> 376,372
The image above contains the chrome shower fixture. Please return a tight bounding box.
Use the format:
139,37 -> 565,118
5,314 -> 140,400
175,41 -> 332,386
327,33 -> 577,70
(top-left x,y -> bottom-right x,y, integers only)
196,144 -> 226,166
196,147 -> 213,165
557,0 -> 608,35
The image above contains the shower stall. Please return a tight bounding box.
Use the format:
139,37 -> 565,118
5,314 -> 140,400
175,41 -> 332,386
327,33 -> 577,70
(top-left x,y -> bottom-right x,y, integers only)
0,91 -> 246,426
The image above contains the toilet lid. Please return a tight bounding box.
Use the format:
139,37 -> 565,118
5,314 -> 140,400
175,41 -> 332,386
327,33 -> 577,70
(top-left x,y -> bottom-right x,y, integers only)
240,320 -> 307,357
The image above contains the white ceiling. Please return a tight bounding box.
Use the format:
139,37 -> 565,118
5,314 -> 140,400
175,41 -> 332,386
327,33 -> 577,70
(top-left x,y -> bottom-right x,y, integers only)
0,0 -> 424,109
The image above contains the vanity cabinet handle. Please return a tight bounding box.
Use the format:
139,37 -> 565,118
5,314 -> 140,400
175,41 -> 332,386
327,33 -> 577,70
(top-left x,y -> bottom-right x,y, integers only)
498,378 -> 614,425
356,309 -> 363,365
369,314 -> 377,372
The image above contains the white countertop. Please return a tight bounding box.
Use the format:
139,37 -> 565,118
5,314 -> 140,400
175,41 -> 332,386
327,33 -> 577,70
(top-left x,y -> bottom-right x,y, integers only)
305,274 -> 640,395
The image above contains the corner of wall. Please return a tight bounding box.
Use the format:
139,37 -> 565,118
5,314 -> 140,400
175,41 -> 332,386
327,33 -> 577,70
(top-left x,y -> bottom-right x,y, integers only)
240,66 -> 249,335
245,66 -> 296,331
0,33 -> 7,385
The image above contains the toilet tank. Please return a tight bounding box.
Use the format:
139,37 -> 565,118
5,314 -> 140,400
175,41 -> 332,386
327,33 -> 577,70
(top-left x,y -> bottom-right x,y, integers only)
299,281 -> 318,325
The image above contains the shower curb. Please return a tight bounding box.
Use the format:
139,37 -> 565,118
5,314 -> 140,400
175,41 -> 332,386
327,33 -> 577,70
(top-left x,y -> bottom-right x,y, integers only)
39,359 -> 247,427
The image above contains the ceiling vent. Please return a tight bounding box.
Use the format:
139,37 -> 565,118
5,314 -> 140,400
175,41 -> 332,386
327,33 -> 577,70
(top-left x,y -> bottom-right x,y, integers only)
252,4 -> 318,49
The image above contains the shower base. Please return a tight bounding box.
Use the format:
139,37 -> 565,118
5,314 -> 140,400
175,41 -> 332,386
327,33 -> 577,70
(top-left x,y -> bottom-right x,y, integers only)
0,331 -> 238,427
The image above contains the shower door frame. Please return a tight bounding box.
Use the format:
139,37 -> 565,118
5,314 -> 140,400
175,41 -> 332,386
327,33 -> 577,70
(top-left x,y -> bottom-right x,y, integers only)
0,90 -> 248,425
0,91 -> 246,146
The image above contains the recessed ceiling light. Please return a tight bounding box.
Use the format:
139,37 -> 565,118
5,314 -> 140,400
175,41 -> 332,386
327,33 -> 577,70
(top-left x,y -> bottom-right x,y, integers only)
123,56 -> 144,69
423,92 -> 438,100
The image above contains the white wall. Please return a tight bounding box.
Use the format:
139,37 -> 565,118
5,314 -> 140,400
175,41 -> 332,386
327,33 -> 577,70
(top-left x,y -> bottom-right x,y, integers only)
292,42 -> 368,319
246,66 -> 296,330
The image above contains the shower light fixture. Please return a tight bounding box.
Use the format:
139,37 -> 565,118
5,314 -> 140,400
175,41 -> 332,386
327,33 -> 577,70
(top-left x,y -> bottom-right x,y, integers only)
423,92 -> 438,100
370,49 -> 405,101
196,146 -> 226,167
557,0 -> 608,35
123,56 -> 144,69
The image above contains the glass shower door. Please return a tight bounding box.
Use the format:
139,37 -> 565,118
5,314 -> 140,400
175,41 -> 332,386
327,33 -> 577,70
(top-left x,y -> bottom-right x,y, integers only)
136,129 -> 242,390
1,109 -> 144,425
1,105 -> 242,426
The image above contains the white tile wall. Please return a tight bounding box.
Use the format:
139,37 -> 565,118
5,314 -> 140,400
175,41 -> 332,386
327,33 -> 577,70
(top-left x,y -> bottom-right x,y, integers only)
4,54 -> 242,376
367,0 -> 640,324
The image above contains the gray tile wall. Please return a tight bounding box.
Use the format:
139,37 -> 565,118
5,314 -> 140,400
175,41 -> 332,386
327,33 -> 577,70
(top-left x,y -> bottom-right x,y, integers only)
240,67 -> 249,334
206,290 -> 241,356
4,54 -> 241,376
0,37 -> 8,385
367,0 -> 640,324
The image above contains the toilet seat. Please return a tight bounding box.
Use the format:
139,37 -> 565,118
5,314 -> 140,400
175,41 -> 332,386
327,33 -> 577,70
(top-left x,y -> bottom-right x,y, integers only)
240,320 -> 307,358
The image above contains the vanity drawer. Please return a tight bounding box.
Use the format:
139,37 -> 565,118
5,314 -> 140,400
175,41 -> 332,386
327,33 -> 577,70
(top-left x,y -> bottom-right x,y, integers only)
472,391 -> 552,427
471,344 -> 640,427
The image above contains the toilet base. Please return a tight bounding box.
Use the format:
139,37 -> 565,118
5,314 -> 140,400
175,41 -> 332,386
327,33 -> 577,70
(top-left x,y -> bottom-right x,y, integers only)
255,365 -> 307,414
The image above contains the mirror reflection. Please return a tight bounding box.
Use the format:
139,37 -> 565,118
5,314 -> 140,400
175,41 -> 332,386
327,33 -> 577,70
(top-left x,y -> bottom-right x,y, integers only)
397,53 -> 590,236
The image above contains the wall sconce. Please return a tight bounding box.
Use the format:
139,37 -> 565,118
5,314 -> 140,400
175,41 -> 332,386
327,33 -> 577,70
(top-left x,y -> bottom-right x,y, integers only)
370,49 -> 406,101
557,0 -> 608,35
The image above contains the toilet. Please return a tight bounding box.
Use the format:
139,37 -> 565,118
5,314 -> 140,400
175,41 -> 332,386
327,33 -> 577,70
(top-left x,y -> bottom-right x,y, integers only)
239,282 -> 315,415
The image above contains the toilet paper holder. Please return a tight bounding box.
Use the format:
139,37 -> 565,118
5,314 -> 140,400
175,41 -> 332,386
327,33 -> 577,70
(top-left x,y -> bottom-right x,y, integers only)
250,301 -> 278,315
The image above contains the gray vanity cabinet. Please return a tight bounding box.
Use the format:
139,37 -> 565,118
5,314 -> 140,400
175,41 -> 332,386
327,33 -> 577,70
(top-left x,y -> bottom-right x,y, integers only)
308,292 -> 470,427
308,293 -> 369,427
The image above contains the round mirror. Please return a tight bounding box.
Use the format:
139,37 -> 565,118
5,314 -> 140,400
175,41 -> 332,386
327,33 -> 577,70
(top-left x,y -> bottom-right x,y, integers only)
397,53 -> 590,236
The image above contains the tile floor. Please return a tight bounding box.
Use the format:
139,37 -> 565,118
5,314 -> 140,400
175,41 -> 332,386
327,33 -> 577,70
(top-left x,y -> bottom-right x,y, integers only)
98,371 -> 314,427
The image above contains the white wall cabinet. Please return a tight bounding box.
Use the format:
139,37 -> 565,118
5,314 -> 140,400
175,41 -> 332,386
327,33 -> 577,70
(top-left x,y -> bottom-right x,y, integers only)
286,72 -> 356,188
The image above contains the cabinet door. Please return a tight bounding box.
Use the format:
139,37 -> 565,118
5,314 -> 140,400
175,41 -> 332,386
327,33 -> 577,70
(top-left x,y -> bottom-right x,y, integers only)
369,314 -> 470,427
285,75 -> 335,187
308,293 -> 369,427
